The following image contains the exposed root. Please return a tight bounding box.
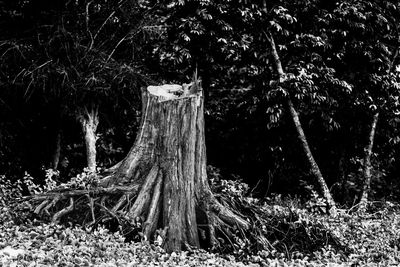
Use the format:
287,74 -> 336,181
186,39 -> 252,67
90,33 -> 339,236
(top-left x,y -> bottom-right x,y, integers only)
210,199 -> 249,229
29,186 -> 136,225
95,202 -> 121,225
52,198 -> 74,223
34,200 -> 49,214
29,185 -> 140,201
143,173 -> 163,240
86,195 -> 96,227
111,194 -> 129,213
128,165 -> 159,219
43,196 -> 60,216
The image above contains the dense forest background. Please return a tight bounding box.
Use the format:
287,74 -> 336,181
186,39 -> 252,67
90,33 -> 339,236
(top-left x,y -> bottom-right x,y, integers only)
4,0 -> 400,266
1,0 -> 400,207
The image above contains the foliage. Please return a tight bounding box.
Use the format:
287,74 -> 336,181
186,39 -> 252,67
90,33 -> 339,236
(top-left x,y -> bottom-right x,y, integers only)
0,222 -> 251,267
3,172 -> 400,266
209,175 -> 345,258
0,175 -> 23,224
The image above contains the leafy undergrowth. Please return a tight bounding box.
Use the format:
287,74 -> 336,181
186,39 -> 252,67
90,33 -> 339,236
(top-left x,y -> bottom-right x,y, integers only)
0,221 -> 251,267
3,174 -> 400,266
213,184 -> 400,265
217,178 -> 400,266
318,203 -> 400,266
2,204 -> 400,266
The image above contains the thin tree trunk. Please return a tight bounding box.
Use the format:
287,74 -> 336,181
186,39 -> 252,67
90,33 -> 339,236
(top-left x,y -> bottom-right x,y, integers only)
79,106 -> 99,172
287,100 -> 337,214
265,30 -> 337,216
51,128 -> 62,170
338,148 -> 348,203
358,112 -> 379,212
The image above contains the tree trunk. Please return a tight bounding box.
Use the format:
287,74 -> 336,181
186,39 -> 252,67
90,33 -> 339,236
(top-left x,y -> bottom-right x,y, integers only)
79,106 -> 99,172
51,128 -> 62,170
265,30 -> 337,216
287,100 -> 337,215
92,83 -> 247,252
358,112 -> 379,212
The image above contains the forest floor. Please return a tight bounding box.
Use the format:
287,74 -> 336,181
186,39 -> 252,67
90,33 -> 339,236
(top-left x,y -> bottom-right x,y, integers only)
1,200 -> 400,267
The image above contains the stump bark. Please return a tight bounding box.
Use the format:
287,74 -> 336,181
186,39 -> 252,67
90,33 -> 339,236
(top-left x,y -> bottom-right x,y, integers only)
31,82 -> 249,252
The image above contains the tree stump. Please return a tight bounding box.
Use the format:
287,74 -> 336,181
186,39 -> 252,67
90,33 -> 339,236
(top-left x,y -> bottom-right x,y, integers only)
30,82 -> 249,252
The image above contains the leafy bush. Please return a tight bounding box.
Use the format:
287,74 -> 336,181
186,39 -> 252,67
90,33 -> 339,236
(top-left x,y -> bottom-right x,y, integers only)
0,175 -> 24,225
207,168 -> 346,261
